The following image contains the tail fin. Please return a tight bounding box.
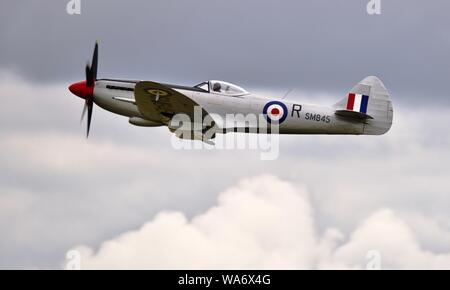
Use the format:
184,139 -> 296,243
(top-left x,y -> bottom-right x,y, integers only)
334,76 -> 393,135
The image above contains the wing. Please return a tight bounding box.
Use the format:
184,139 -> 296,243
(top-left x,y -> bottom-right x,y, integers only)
134,81 -> 211,125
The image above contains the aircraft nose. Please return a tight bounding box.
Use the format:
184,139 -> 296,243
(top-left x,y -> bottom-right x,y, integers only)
68,81 -> 94,100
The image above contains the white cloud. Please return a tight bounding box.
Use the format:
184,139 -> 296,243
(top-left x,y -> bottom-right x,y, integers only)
324,209 -> 450,269
71,175 -> 450,270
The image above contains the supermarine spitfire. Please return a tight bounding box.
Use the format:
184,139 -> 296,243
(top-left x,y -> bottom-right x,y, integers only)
69,43 -> 393,142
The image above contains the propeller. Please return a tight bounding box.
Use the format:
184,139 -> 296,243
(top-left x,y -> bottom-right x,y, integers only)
79,42 -> 98,138
82,42 -> 98,138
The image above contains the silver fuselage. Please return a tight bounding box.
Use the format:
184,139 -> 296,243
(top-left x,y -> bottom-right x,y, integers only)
93,79 -> 369,135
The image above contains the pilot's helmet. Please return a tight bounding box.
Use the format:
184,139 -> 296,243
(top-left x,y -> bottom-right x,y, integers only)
213,82 -> 221,92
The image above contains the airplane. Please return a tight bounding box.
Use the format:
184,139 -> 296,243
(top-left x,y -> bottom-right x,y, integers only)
69,43 -> 393,143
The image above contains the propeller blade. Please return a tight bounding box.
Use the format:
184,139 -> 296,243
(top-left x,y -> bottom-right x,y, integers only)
85,43 -> 98,87
85,63 -> 93,87
80,101 -> 88,124
91,42 -> 98,81
86,99 -> 93,138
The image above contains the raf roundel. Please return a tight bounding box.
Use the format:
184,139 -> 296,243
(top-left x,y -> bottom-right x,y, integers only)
263,101 -> 288,124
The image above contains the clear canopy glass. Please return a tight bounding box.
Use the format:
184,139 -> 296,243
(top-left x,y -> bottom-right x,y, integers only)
195,80 -> 249,96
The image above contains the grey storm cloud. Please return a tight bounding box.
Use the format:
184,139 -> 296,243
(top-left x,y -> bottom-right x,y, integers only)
1,0 -> 450,102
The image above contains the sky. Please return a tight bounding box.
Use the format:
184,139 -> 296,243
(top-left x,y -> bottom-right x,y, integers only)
0,0 -> 450,269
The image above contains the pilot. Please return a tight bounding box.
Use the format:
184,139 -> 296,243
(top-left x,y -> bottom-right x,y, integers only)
213,82 -> 221,92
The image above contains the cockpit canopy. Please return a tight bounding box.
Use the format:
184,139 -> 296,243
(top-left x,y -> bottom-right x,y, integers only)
194,80 -> 249,96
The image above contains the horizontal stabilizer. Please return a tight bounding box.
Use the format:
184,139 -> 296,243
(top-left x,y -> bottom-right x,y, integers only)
335,109 -> 374,120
